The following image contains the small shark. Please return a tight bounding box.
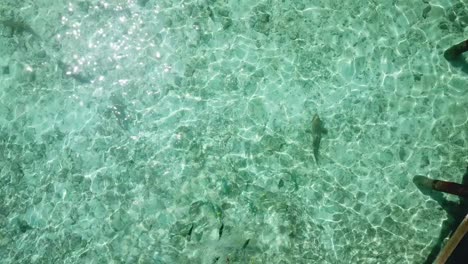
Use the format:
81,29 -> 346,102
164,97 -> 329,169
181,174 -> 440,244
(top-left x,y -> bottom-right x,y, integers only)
311,114 -> 327,164
0,18 -> 41,40
218,223 -> 224,240
186,223 -> 194,241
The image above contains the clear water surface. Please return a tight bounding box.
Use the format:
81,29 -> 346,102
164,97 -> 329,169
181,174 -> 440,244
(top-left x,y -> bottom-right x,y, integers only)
0,0 -> 467,263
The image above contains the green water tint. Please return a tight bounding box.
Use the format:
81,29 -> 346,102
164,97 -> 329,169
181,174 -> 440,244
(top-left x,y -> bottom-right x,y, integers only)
1,0 -> 468,263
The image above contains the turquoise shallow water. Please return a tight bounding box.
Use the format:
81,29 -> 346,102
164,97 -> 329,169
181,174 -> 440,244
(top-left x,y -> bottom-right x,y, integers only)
1,0 -> 468,263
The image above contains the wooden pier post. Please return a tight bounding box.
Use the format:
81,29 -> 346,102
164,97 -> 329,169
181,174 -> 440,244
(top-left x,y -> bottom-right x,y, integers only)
434,214 -> 468,264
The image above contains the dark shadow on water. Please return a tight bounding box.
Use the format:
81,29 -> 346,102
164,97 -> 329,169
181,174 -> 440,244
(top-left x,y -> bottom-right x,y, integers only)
414,167 -> 468,264
445,55 -> 468,75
